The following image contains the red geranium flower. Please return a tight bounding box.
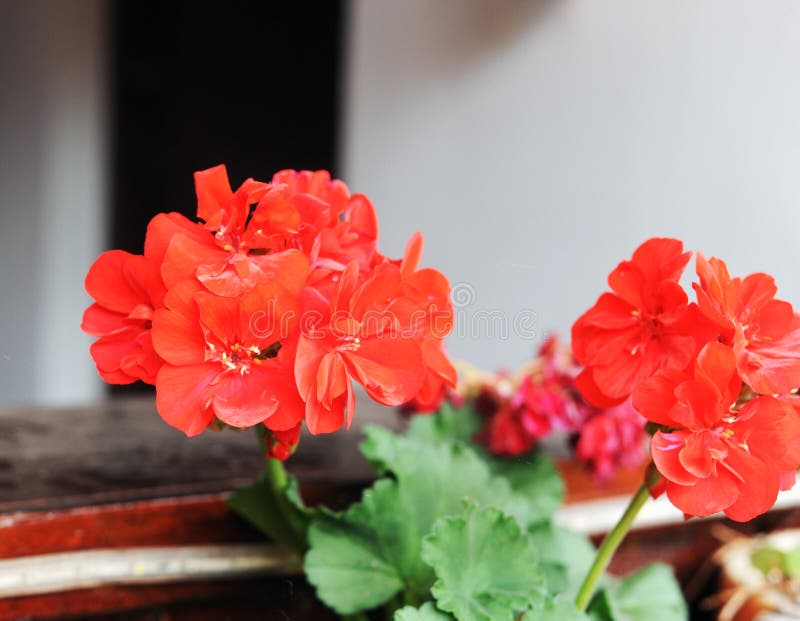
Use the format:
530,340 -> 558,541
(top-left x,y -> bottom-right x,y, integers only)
82,250 -> 166,384
151,165 -> 309,298
694,254 -> 800,395
572,238 -> 712,406
151,280 -> 305,436
294,261 -> 425,434
634,342 -> 800,521
397,232 -> 458,406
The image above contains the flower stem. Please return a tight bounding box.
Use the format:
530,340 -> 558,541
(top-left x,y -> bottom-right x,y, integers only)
263,456 -> 308,554
574,476 -> 655,611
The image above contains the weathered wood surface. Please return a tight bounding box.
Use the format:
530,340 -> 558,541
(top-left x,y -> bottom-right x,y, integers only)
0,397 -> 395,514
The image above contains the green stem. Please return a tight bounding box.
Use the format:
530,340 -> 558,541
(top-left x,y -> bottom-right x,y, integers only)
264,456 -> 308,554
574,474 -> 656,611
343,614 -> 370,621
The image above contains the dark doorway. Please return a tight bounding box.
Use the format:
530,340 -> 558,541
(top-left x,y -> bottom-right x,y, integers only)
109,1 -> 344,394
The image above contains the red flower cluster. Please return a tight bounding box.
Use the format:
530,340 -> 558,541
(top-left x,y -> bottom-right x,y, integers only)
467,338 -> 648,478
83,166 -> 456,456
573,238 -> 800,520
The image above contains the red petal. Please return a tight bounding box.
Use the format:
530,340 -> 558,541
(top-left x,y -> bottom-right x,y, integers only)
401,231 -> 424,278
736,272 -> 778,321
652,431 -> 697,486
193,289 -> 239,344
721,447 -> 779,522
343,336 -> 424,406
333,261 -> 361,313
737,327 -> 800,395
694,342 -> 740,407
665,468 -> 739,518
161,233 -> 222,289
422,337 -> 458,388
674,379 -> 724,428
144,212 -> 207,263
631,238 -> 691,283
295,334 -> 332,403
575,368 -> 626,408
211,370 -> 279,428
194,165 -> 233,227
89,331 -> 142,384
733,396 -> 800,471
155,364 -> 217,436
151,306 -> 205,366
678,430 -> 720,478
85,251 -> 150,314
304,387 -> 346,435
82,304 -> 125,336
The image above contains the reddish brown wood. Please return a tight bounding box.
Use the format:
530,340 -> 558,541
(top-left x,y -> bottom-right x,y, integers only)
558,459 -> 646,503
0,495 -> 252,559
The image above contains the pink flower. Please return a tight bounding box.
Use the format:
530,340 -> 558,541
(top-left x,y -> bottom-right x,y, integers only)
576,401 -> 648,480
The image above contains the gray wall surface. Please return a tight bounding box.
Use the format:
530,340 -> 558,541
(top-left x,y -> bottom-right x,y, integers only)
343,0 -> 800,371
0,0 -> 107,405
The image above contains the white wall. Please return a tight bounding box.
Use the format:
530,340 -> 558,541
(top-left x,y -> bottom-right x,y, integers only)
0,0 -> 107,405
343,0 -> 800,371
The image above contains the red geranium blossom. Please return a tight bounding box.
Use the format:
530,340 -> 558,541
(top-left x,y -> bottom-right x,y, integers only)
151,280 -> 306,436
694,254 -> 800,395
82,250 -> 166,384
572,238 -> 712,406
634,342 -> 800,521
84,165 -> 458,456
397,232 -> 458,407
295,261 -> 426,434
152,165 -> 309,297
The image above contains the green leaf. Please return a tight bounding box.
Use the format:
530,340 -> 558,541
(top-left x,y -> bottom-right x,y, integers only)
528,522 -> 596,598
588,564 -> 687,621
306,438 -> 507,614
405,401 -> 483,445
305,480 -> 407,613
524,599 -> 591,621
487,453 -> 564,525
227,471 -> 311,553
422,505 -> 546,621
360,426 -> 536,529
405,405 -> 565,524
395,603 -> 455,621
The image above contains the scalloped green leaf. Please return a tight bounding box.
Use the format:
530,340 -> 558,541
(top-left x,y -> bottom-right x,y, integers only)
305,479 -> 407,613
403,405 -> 564,524
588,564 -> 687,621
405,401 -> 483,445
360,426 -> 533,539
487,453 -> 564,524
395,603 -> 455,621
422,505 -> 546,621
306,437 -> 512,614
528,521 -> 596,598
